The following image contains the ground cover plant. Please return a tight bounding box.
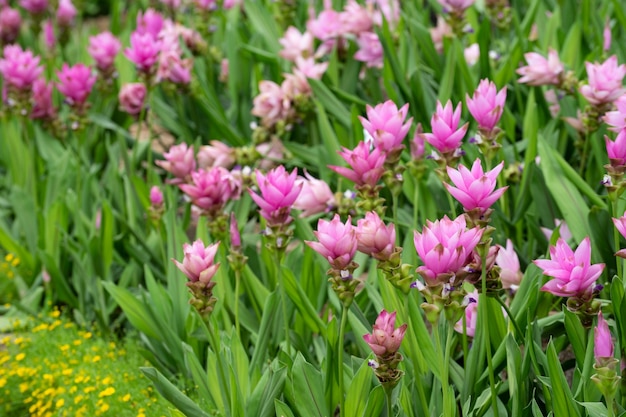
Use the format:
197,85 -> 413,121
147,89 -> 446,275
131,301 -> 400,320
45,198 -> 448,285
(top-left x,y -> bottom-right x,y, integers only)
1,0 -> 626,416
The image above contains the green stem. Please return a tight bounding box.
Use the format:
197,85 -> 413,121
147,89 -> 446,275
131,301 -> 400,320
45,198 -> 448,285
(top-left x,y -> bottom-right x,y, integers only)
433,319 -> 452,417
385,385 -> 393,417
276,258 -> 291,354
201,316 -> 231,416
234,268 -> 241,339
461,310 -> 469,368
494,296 -> 523,339
607,393 -> 615,417
481,247 -> 500,417
409,293 -> 430,417
338,305 -> 349,417
443,325 -> 455,416
446,191 -> 457,218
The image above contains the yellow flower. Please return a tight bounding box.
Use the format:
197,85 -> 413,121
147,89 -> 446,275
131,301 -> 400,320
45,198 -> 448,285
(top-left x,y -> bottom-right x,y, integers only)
98,387 -> 115,397
49,310 -> 61,318
0,378 -> 6,388
83,387 -> 95,394
59,344 -> 70,352
56,399 -> 65,408
122,394 -> 131,402
102,376 -> 113,385
5,253 -> 14,262
73,395 -> 83,404
83,332 -> 92,339
15,353 -> 25,361
92,355 -> 101,363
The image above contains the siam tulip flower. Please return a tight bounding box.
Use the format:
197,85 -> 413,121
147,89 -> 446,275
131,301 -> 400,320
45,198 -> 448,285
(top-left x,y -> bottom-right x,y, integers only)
281,72 -> 311,100
604,95 -> 626,132
430,17 -> 452,54
340,0 -> 373,35
454,291 -> 478,337
125,31 -> 162,74
43,20 -> 55,50
0,45 -> 43,91
136,8 -> 164,39
605,130 -> 626,168
19,0 -> 48,14
56,0 -> 77,27
541,219 -> 573,243
595,312 -> 614,359
410,126 -> 425,160
517,49 -> 563,86
534,237 -> 605,299
329,141 -> 386,187
174,240 -> 220,284
293,172 -> 335,217
580,56 -> 626,106
496,239 -> 523,291
279,26 -> 314,61
0,7 -> 22,44
413,214 -> 483,285
88,32 -> 122,73
179,167 -> 238,213
197,141 -> 236,169
464,44 -> 480,66
229,212 -> 241,248
293,56 -> 328,80
251,80 -> 290,127
256,138 -> 285,170
118,82 -> 147,116
421,100 -> 468,155
307,1 -> 345,56
603,21 -> 611,52
437,0 -> 475,13
157,50 -> 192,84
150,186 -> 164,207
56,63 -> 96,108
356,211 -> 395,261
359,100 -> 412,155
444,158 -> 508,215
466,79 -> 507,132
249,166 -> 302,226
30,78 -> 55,120
306,214 -> 357,270
354,32 -> 384,69
156,142 -> 196,180
613,211 -> 626,258
363,309 -> 407,357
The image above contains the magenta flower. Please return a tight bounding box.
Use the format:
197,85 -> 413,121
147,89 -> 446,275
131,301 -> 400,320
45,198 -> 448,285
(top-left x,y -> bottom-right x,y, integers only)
534,237 -> 605,299
359,100 -> 412,155
279,26 -> 314,61
118,83 -> 147,116
56,0 -> 77,27
56,64 -> 96,108
354,32 -> 384,69
19,0 -> 48,14
156,143 -> 196,180
421,100 -> 468,154
454,291 -> 478,337
125,31 -> 162,74
495,239 -> 523,291
88,32 -> 122,73
604,95 -> 626,132
43,19 -> 55,51
444,158 -> 508,214
580,56 -> 626,106
612,211 -> 626,258
329,141 -> 386,187
466,79 -> 507,132
174,240 -> 220,284
517,49 -> 563,86
179,167 -> 237,213
293,172 -> 335,218
157,51 -> 192,84
136,8 -> 164,39
0,45 -> 43,91
197,141 -> 236,169
363,310 -> 407,357
30,78 -> 55,120
356,211 -> 396,261
149,186 -> 164,207
0,7 -> 22,44
413,214 -> 483,284
249,166 -> 302,226
605,130 -> 626,167
306,214 -> 357,270
595,313 -> 614,359
230,212 -> 241,248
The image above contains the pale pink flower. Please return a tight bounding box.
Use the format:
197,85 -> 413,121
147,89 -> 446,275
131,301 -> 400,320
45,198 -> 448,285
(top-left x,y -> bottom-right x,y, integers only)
251,80 -> 290,127
603,21 -> 612,52
19,0 -> 48,14
604,95 -> 626,132
534,237 -> 604,299
281,72 -> 312,99
136,8 -> 164,39
363,309 -> 407,357
605,130 -> 626,167
0,45 -> 43,91
544,89 -> 561,117
174,240 -> 220,284
306,214 -> 357,270
410,126 -> 425,160
466,79 -> 507,132
43,20 -> 55,51
445,159 -> 507,214
541,219 -> 572,243
256,138 -> 285,170
30,78 -> 55,120
279,26 -> 314,61
294,56 -> 328,80
359,100 -> 412,155
354,31 -> 384,69
307,2 -> 343,42
580,56 -> 626,106
430,17 -> 451,54
0,7 -> 22,44
56,63 -> 96,108
230,212 -> 241,248
413,214 -> 483,285
595,312 -> 614,359
118,82 -> 147,116
157,50 -> 192,84
438,0 -> 475,13
340,0 -> 373,35
88,32 -> 122,73
454,291 -> 478,337
293,172 -> 335,217
219,59 -> 229,83
197,141 -> 236,169
150,186 -> 164,207
249,166 -> 302,225
356,211 -> 395,261
329,141 -> 386,187
156,143 -> 196,180
612,211 -> 626,258
125,31 -> 162,73
421,100 -> 468,154
517,49 -> 563,86
56,0 -> 76,27
496,239 -> 522,291
368,0 -> 400,27
179,167 -> 238,213
464,44 -> 480,66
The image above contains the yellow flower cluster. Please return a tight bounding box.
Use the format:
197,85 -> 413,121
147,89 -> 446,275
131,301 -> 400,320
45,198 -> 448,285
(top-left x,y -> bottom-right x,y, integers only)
1,253 -> 20,280
0,311 -> 170,417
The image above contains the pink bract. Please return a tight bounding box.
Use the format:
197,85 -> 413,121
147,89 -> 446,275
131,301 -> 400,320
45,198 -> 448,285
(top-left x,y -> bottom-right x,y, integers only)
306,214 -> 357,270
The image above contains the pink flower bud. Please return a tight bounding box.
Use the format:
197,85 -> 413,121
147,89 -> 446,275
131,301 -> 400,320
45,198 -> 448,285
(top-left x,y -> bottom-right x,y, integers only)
249,166 -> 302,226
252,80 -> 290,127
517,49 -> 563,86
495,239 -> 523,291
306,214 -> 357,270
541,219 -> 573,243
603,21 -> 612,52
464,44 -> 480,66
293,172 -> 335,217
340,0 -> 373,35
19,0 -> 48,14
30,78 -> 55,120
149,186 -> 163,207
438,0 -> 475,13
594,312 -> 614,359
421,100 -> 468,155
613,211 -> 626,258
230,212 -> 241,248
179,167 -> 239,213
56,63 -> 96,108
88,31 -> 122,73
363,310 -> 407,357
279,26 -> 314,62
125,31 -> 162,74
604,95 -> 626,132
354,32 -> 384,69
197,141 -> 236,169
156,143 -> 196,180
444,158 -> 508,214
43,20 -> 55,51
605,130 -> 626,168
56,0 -> 77,27
466,79 -> 507,132
0,7 -> 21,44
329,141 -> 386,187
118,82 -> 147,116
0,45 -> 43,91
356,211 -> 396,261
157,50 -> 192,84
454,292 -> 478,337
359,100 -> 412,155
173,240 -> 220,284
136,8 -> 164,39
580,56 -> 626,106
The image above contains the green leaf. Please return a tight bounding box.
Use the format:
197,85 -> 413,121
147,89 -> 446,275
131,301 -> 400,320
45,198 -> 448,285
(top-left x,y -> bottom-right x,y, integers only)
546,340 -> 581,417
345,358 -> 373,417
309,78 -> 352,128
578,402 -> 608,417
246,365 -> 287,417
563,308 -> 587,369
102,282 -> 161,340
282,267 -> 327,336
140,367 -> 211,417
362,386 -> 385,417
275,400 -> 296,417
291,353 -> 329,417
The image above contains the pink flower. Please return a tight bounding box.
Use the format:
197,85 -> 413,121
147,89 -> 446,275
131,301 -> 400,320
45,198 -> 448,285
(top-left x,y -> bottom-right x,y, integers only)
118,83 -> 147,116
340,0 -> 373,35
604,95 -> 626,132
125,31 -> 162,73
307,2 -> 343,42
496,239 -> 522,291
454,291 -> 478,337
230,212 -> 241,248
251,80 -> 290,127
194,0 -> 217,10
430,17 -> 451,54
88,31 -> 122,73
438,0 -> 475,13
256,138 -> 285,170
249,166 -> 302,225
174,240 -> 220,284
329,141 -> 386,187
56,63 -> 96,108
603,21 -> 612,52
0,45 -> 43,91
306,214 -> 357,270
410,126 -> 425,160
293,56 -> 328,80
580,56 -> 626,106
534,237 -> 605,299
136,8 -> 164,39
156,143 -> 196,180
30,78 -> 55,120
0,7 -> 22,44
356,211 -> 395,261
413,215 -> 483,285
444,158 -> 508,214
279,26 -> 314,61
223,0 -> 241,9
464,44 -> 480,66
369,0 -> 400,26
179,167 -> 238,213
354,32 -> 384,69
150,186 -> 164,207
360,100 -> 412,155
197,141 -> 236,169
363,310 -> 407,357
466,79 -> 507,132
43,20 -> 55,51
157,50 -> 192,84
541,219 -> 572,243
605,130 -> 626,167
421,100 -> 468,154
595,312 -> 614,359
56,0 -> 77,27
293,172 -> 335,217
160,0 -> 181,9
19,0 -> 48,14
517,49 -> 563,86
612,211 -> 626,258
